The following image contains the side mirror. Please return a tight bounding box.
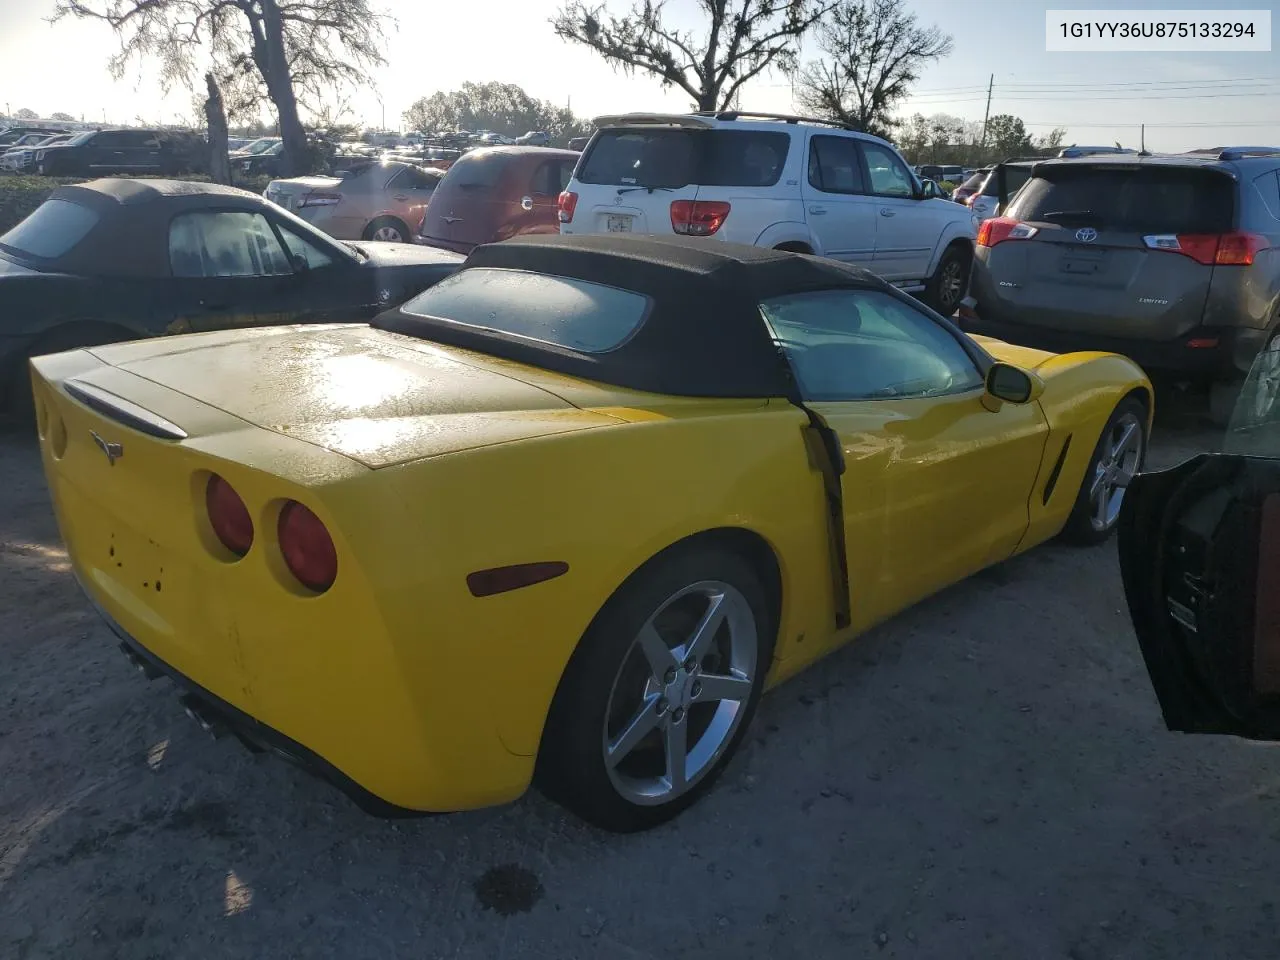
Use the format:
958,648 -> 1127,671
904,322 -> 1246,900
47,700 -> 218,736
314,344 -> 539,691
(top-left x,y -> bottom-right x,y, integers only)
984,361 -> 1044,406
290,254 -> 311,274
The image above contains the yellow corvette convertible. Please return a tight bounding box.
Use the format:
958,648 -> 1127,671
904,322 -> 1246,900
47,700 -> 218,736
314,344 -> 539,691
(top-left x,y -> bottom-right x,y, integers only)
32,235 -> 1152,832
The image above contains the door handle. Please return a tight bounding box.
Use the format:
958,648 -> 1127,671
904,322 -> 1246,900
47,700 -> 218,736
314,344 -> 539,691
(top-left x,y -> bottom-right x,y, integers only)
880,208 -> 896,217
808,205 -> 827,215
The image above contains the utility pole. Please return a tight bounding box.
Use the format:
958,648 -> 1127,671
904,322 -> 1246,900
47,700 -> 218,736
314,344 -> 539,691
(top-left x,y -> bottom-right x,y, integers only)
1140,123 -> 1145,152
979,73 -> 994,151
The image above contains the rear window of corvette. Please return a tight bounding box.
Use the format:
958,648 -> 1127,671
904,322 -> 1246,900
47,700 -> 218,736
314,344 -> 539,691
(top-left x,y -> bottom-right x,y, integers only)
399,267 -> 651,353
0,198 -> 98,260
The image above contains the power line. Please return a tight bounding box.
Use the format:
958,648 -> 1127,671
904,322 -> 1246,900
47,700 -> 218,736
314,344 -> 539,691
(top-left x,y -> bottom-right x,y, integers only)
1018,119 -> 1278,128
906,90 -> 1280,104
905,75 -> 1279,94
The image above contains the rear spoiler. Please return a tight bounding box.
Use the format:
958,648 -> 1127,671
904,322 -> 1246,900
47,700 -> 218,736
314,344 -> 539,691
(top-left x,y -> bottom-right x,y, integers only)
591,113 -> 715,129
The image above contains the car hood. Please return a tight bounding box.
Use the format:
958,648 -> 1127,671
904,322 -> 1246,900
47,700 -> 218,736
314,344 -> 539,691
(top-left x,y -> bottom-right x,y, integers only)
80,324 -> 620,468
268,176 -> 341,195
970,335 -> 1058,370
356,241 -> 464,269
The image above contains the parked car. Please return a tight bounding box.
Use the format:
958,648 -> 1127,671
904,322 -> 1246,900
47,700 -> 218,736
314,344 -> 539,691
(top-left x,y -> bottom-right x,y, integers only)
236,140 -> 286,176
417,146 -> 579,254
0,125 -> 66,149
264,160 -> 444,243
966,158 -> 1040,223
1119,344 -> 1280,744
229,137 -> 281,160
516,130 -> 551,146
961,147 -> 1280,423
0,133 -> 73,172
559,112 -> 977,315
0,177 -> 462,423
567,136 -> 590,152
1057,145 -> 1136,159
34,128 -> 207,177
30,234 -> 1151,830
952,167 -> 990,205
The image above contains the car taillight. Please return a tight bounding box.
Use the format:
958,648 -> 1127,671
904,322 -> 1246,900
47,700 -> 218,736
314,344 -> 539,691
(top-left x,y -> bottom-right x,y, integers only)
670,200 -> 731,237
301,191 -> 341,207
976,217 -> 1038,247
557,191 -> 578,224
277,500 -> 337,593
206,474 -> 253,557
1143,231 -> 1268,266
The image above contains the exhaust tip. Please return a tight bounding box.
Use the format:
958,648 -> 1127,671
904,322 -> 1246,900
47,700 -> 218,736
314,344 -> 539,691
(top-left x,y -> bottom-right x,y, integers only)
179,694 -> 229,740
118,642 -> 162,680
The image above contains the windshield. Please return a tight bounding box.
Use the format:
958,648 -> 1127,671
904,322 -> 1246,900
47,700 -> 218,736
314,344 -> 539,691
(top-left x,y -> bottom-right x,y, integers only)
1008,166 -> 1234,233
398,267 -> 650,352
0,198 -> 98,259
245,138 -> 279,155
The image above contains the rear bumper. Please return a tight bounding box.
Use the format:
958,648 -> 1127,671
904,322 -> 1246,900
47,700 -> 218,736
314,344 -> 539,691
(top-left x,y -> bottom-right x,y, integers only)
959,297 -> 1264,378
94,593 -> 423,818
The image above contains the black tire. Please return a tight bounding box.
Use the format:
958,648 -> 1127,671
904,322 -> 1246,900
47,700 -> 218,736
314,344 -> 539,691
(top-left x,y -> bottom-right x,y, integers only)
362,216 -> 411,243
923,243 -> 971,316
1059,397 -> 1148,546
535,543 -> 775,832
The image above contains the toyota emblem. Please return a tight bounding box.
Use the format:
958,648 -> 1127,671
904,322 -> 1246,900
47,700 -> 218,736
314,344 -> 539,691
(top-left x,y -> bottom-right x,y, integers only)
1075,227 -> 1098,243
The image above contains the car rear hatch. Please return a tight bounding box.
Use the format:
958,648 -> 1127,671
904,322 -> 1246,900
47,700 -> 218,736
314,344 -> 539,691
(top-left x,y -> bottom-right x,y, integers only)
565,122 -> 792,239
418,150 -> 513,249
978,161 -> 1238,340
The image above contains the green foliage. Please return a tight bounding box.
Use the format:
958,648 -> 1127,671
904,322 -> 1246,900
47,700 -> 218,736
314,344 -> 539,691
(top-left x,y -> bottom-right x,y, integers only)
403,81 -> 592,145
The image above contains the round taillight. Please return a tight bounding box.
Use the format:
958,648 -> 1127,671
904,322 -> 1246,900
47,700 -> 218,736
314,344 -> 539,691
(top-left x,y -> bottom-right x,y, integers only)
277,500 -> 337,593
206,474 -> 253,557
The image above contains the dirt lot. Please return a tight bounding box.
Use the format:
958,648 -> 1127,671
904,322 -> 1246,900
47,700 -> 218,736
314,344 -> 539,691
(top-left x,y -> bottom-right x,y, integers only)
3,398 -> 1278,960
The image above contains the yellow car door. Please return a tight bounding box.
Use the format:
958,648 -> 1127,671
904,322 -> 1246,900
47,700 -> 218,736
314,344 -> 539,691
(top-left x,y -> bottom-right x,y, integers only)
760,286 -> 1049,636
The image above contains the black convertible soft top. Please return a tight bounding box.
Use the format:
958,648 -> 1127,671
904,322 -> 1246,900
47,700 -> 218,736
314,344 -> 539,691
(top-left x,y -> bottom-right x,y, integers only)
375,234 -> 890,398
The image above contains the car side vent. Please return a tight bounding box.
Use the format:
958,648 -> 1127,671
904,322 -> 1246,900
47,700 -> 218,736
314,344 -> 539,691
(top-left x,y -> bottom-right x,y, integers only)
63,379 -> 188,441
1042,435 -> 1072,505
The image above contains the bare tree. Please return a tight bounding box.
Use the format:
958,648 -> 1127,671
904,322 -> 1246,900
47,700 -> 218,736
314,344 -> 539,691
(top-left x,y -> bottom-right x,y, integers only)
204,73 -> 232,184
553,0 -> 830,112
53,0 -> 390,176
796,0 -> 950,138
15,108 -> 38,119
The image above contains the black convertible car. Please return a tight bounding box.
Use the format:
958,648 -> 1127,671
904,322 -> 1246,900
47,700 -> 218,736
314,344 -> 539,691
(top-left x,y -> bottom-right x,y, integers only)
0,178 -> 462,421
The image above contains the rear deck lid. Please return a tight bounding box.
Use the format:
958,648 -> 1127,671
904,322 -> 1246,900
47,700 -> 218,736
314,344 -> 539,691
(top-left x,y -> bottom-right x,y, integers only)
983,162 -> 1236,339
79,325 -> 619,468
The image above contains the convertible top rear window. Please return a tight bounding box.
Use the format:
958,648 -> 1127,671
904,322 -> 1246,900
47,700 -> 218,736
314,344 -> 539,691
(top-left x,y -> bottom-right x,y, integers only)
400,267 -> 650,353
0,198 -> 98,259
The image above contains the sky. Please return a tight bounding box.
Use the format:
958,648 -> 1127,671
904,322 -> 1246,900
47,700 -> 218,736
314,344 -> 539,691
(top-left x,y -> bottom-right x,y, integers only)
0,0 -> 1276,152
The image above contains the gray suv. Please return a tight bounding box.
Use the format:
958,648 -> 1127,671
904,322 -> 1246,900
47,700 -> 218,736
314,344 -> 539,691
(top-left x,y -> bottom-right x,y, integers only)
961,148 -> 1280,421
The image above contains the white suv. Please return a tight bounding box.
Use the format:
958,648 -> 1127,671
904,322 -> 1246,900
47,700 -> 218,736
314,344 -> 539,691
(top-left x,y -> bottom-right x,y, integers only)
558,111 -> 978,315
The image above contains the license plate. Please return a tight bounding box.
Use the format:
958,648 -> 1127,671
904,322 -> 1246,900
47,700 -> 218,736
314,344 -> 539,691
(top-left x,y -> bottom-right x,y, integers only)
606,214 -> 633,233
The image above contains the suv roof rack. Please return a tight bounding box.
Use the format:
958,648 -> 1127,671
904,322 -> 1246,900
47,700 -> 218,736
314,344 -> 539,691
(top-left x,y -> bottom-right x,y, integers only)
692,110 -> 861,132
1195,146 -> 1280,161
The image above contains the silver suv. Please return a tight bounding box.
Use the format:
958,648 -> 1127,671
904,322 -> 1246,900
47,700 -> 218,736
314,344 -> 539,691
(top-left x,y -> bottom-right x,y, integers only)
961,148 -> 1280,421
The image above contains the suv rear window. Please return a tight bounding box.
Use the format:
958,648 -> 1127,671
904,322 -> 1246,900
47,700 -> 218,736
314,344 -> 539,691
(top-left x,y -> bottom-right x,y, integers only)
1008,165 -> 1234,234
0,198 -> 98,259
578,128 -> 790,188
980,165 -> 1033,198
400,267 -> 650,353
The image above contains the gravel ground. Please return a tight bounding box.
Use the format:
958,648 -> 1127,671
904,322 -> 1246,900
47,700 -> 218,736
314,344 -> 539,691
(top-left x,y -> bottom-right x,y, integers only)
3,393 -> 1278,960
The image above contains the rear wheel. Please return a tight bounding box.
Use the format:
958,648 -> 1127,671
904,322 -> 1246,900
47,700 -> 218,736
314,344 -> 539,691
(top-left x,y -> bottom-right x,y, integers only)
924,244 -> 970,316
535,544 -> 774,832
1060,397 -> 1148,545
363,217 -> 410,243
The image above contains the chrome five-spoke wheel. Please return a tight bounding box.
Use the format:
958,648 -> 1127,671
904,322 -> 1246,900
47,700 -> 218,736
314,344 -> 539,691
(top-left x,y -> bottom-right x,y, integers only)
1088,409 -> 1144,532
536,545 -> 772,832
1062,396 -> 1148,545
603,581 -> 757,806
